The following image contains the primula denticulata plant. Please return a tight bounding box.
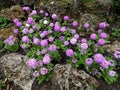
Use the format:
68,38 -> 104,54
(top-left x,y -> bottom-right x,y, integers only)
1,6 -> 119,84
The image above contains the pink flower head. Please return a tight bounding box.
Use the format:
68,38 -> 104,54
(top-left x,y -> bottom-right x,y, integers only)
84,22 -> 89,29
64,41 -> 69,46
114,51 -> 120,59
59,36 -> 65,41
90,33 -> 97,40
27,58 -> 38,68
22,28 -> 29,34
8,40 -> 14,46
40,33 -> 45,38
98,29 -> 102,33
71,29 -> 76,34
16,22 -> 22,27
13,18 -> 19,24
33,70 -> 39,77
61,26 -> 66,32
66,49 -> 74,57
39,9 -> 44,14
22,36 -> 29,43
72,59 -> 77,63
29,28 -> 34,34
43,54 -> 51,65
70,38 -> 77,45
52,13 -> 57,19
49,23 -> 54,27
40,39 -> 48,47
41,48 -> 47,54
80,43 -> 88,50
94,54 -> 105,64
63,15 -> 69,21
48,37 -> 54,42
54,22 -> 61,32
33,38 -> 40,45
100,32 -> 107,39
97,39 -> 105,45
81,38 -> 87,43
32,25 -> 37,30
108,60 -> 115,66
72,21 -> 78,27
48,44 -> 57,52
99,22 -> 107,28
40,68 -> 48,75
23,6 -> 30,11
14,29 -> 19,35
74,34 -> 79,40
100,60 -> 109,68
27,17 -> 33,25
86,58 -> 93,65
37,61 -> 43,67
45,13 -> 49,17
109,70 -> 116,77
31,10 -> 37,15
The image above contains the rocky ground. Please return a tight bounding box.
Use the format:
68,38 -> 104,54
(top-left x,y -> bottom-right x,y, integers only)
0,0 -> 120,90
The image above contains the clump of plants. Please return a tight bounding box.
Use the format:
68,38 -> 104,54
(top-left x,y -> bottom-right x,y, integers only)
1,6 -> 119,85
0,17 -> 8,29
111,28 -> 120,40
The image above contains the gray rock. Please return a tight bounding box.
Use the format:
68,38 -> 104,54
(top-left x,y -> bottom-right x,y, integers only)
0,53 -> 35,90
51,64 -> 99,90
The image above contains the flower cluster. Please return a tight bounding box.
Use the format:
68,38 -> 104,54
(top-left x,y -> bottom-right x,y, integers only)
6,6 -> 118,84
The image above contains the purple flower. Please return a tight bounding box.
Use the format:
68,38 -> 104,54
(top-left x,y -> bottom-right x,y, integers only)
72,21 -> 78,27
71,29 -> 76,34
114,51 -> 120,59
8,40 -> 14,46
61,26 -> 66,32
27,17 -> 33,25
100,60 -> 109,68
37,61 -> 43,67
40,68 -> 48,75
27,58 -> 38,68
40,33 -> 45,38
49,23 -> 54,27
33,38 -> 40,45
90,33 -> 97,40
70,38 -> 77,45
99,22 -> 107,28
84,22 -> 89,29
39,9 -> 44,14
40,39 -> 48,47
97,39 -> 105,45
14,29 -> 19,35
94,54 -> 105,64
100,32 -> 107,39
81,38 -> 87,43
59,36 -> 65,41
22,36 -> 29,43
13,18 -> 19,24
108,60 -> 115,66
86,58 -> 93,65
98,29 -> 102,33
54,22 -> 61,32
45,13 -> 49,17
109,70 -> 116,77
74,34 -> 79,39
32,25 -> 37,30
22,28 -> 29,34
66,49 -> 74,57
52,13 -> 57,19
72,59 -> 77,63
80,43 -> 88,50
48,37 -> 54,42
16,22 -> 22,27
43,54 -> 51,65
31,10 -> 37,15
63,15 -> 69,21
48,44 -> 57,52
41,49 -> 47,54
8,35 -> 14,40
64,41 -> 69,46
21,44 -> 27,49
42,31 -> 48,36
33,70 -> 39,77
23,6 -> 30,11
29,28 -> 34,34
